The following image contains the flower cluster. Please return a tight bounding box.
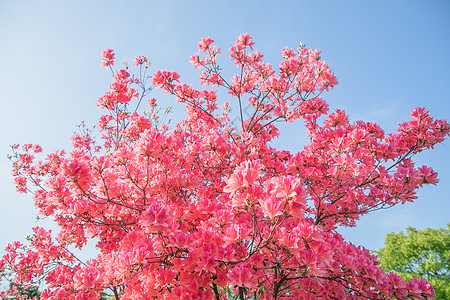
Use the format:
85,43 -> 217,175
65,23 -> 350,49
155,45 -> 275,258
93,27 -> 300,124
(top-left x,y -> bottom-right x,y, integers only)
101,49 -> 115,67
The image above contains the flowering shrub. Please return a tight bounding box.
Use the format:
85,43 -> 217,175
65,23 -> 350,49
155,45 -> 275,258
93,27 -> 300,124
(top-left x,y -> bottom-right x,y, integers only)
1,34 -> 448,299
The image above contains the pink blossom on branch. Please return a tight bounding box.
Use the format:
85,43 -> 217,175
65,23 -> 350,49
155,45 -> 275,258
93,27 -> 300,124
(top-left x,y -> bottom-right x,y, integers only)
132,55 -> 148,66
1,34 -> 449,299
101,48 -> 115,67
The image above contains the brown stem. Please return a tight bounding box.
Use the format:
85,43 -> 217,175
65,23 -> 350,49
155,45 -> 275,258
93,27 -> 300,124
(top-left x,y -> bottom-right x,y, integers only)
273,275 -> 287,299
238,287 -> 245,300
113,286 -> 120,300
211,283 -> 220,300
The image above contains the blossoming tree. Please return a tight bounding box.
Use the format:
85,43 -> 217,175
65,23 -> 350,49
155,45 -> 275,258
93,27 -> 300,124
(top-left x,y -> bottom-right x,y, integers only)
1,34 -> 448,299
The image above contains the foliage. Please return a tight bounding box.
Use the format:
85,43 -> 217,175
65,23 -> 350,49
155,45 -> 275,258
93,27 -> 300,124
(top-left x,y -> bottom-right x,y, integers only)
0,34 -> 449,299
376,225 -> 450,299
2,283 -> 41,299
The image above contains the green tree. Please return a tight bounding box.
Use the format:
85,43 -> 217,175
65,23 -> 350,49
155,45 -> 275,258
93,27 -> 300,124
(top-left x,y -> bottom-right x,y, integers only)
376,225 -> 450,299
6,283 -> 40,299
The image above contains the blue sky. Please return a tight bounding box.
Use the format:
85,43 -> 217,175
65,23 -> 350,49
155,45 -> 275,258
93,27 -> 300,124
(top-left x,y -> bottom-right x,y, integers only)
0,0 -> 449,254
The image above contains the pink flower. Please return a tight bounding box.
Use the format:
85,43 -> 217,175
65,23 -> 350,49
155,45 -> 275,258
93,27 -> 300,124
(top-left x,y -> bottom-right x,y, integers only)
299,250 -> 327,277
198,36 -> 215,52
266,175 -> 305,199
60,158 -> 91,190
74,267 -> 97,291
235,33 -> 255,51
101,48 -> 115,67
227,264 -> 257,288
224,161 -> 261,194
167,232 -> 194,250
418,165 -> 438,184
225,224 -> 251,244
259,196 -> 283,219
139,201 -> 171,231
153,269 -> 176,288
14,176 -> 27,193
189,53 -> 206,69
133,55 -> 148,66
114,69 -> 130,80
152,70 -> 180,91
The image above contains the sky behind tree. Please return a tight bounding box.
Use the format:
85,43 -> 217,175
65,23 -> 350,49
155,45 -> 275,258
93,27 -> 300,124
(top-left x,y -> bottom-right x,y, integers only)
0,0 -> 449,255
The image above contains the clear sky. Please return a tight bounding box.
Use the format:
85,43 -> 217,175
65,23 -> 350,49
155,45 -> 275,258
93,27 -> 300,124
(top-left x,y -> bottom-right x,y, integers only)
0,0 -> 449,255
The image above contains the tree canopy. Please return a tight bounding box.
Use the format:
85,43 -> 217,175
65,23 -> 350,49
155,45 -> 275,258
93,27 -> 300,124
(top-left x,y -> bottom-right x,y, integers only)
377,225 -> 450,299
1,34 -> 449,299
